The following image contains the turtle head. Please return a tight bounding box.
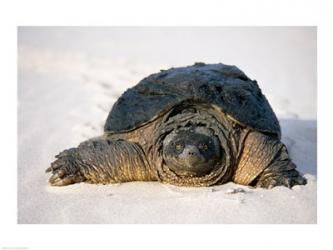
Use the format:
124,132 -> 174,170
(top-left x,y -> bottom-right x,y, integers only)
162,126 -> 222,177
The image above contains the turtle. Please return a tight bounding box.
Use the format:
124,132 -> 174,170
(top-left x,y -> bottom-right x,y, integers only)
46,62 -> 307,188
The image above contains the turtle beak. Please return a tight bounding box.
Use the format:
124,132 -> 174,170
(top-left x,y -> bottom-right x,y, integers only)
180,145 -> 205,168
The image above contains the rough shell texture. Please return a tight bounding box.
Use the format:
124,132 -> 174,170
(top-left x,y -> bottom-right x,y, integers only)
104,63 -> 280,136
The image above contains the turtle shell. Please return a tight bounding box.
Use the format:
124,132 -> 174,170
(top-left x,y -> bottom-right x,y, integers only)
104,63 -> 280,136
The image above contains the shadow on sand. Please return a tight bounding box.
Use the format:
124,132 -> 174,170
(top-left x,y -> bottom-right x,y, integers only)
279,119 -> 317,176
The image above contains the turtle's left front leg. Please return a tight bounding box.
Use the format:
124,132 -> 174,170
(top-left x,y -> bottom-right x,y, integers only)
254,145 -> 307,189
46,137 -> 154,186
233,131 -> 307,189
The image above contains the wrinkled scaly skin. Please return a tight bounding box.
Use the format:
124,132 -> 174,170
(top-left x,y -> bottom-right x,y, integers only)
46,63 -> 307,189
46,104 -> 306,188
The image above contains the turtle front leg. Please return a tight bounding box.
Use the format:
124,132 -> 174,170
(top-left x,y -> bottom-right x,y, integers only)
46,137 -> 154,186
233,131 -> 306,189
254,146 -> 307,189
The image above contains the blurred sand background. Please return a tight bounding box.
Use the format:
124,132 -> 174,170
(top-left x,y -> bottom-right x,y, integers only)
18,27 -> 316,223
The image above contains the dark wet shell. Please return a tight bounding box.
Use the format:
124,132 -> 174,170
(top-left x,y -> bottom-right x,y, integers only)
104,63 -> 280,136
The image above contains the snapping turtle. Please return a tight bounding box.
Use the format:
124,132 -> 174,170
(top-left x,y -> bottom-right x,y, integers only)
46,63 -> 306,188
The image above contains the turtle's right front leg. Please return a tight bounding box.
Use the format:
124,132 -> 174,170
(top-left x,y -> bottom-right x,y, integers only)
46,138 -> 154,186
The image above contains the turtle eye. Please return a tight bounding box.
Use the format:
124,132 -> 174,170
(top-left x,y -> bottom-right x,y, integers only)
175,143 -> 183,151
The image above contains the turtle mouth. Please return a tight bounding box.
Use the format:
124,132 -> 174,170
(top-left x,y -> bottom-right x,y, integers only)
164,156 -> 222,177
178,154 -> 222,177
184,155 -> 205,167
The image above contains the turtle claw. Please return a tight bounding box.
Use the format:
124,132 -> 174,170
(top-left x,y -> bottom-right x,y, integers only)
49,169 -> 66,182
267,180 -> 277,189
292,175 -> 307,186
47,149 -> 86,186
50,174 -> 85,186
256,172 -> 307,189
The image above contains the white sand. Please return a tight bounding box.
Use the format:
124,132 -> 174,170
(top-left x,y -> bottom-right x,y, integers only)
18,27 -> 316,224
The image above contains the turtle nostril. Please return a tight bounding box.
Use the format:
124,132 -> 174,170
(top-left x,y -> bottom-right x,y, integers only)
181,146 -> 201,158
